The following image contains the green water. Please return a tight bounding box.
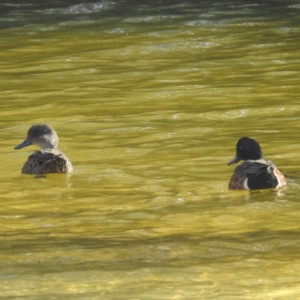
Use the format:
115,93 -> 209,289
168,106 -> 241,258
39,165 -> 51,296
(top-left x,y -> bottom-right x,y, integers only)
1,0 -> 300,299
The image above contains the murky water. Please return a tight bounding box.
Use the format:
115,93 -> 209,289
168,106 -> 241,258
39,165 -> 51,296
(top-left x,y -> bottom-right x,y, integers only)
1,0 -> 300,298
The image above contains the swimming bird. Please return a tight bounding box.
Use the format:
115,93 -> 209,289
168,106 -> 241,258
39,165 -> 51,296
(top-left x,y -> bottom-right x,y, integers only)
228,137 -> 286,190
14,124 -> 73,175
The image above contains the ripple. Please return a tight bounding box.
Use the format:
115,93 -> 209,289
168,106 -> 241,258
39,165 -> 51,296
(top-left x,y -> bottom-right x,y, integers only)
37,1 -> 115,15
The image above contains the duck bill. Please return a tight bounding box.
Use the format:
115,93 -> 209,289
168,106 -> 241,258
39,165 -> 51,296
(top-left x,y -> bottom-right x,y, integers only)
14,139 -> 31,150
227,155 -> 241,165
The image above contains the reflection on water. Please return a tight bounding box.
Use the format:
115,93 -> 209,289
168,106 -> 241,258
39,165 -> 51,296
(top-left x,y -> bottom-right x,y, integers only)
1,0 -> 300,298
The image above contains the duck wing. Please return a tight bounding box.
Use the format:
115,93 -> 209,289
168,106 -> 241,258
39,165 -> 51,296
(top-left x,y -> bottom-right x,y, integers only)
234,159 -> 274,176
234,159 -> 283,190
22,150 -> 69,175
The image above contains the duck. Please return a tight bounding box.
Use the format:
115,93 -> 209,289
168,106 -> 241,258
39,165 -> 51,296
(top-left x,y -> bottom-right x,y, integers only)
228,137 -> 286,190
14,124 -> 73,175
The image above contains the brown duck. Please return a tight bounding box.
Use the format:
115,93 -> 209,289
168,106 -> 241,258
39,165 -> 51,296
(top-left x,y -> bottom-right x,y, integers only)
14,124 -> 73,175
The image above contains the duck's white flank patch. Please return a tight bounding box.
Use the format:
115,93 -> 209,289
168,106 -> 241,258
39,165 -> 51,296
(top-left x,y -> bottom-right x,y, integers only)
243,178 -> 249,190
275,175 -> 281,188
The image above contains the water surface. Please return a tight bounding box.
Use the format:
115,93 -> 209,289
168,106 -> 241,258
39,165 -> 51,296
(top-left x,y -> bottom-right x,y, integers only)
1,0 -> 300,299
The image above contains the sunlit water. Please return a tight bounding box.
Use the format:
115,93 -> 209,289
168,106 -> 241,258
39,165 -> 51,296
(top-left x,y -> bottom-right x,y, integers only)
1,0 -> 300,298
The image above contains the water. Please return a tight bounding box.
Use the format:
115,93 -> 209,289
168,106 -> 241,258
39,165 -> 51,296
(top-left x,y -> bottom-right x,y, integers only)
1,0 -> 300,298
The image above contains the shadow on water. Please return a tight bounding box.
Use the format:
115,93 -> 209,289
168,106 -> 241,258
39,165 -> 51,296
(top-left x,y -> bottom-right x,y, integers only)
1,229 -> 299,273
0,0 -> 299,30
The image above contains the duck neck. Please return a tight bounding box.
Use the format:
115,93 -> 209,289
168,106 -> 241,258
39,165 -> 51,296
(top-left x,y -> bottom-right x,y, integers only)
39,143 -> 55,150
37,137 -> 57,150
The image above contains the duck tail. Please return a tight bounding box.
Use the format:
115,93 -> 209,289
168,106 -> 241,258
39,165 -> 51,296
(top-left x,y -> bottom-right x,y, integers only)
247,166 -> 279,190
